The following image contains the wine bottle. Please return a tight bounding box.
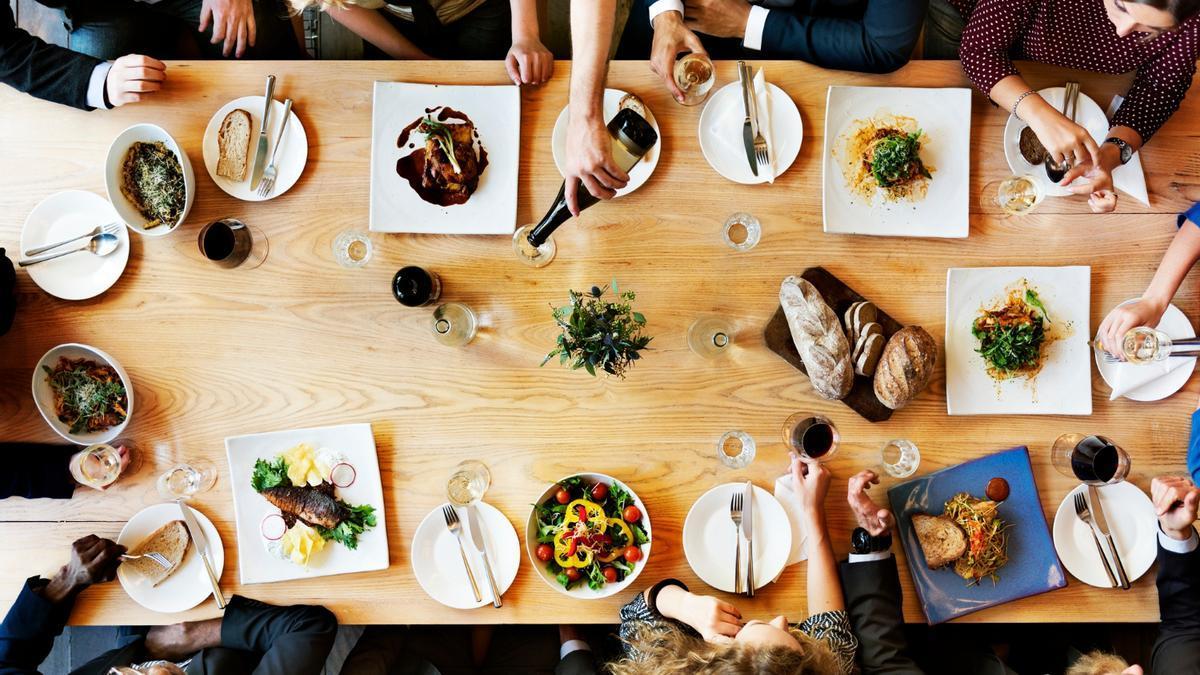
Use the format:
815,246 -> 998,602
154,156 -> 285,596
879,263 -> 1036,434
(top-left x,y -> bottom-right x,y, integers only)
526,108 -> 659,247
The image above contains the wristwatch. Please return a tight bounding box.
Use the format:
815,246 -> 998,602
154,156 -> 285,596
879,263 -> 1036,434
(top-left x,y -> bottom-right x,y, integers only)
1105,137 -> 1133,165
850,527 -> 892,555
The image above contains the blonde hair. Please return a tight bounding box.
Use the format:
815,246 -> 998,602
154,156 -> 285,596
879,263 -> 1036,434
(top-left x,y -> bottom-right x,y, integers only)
286,0 -> 360,12
1065,650 -> 1131,675
606,622 -> 844,675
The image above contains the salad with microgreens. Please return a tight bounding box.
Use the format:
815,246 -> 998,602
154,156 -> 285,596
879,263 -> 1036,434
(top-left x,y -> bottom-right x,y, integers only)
533,476 -> 650,592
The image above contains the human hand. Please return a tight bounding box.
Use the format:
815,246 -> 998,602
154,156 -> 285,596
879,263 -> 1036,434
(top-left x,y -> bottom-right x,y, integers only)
683,0 -> 752,39
790,454 -> 831,518
200,0 -> 256,58
847,470 -> 895,536
650,12 -> 706,104
1028,109 -> 1102,171
505,38 -> 553,86
41,535 -> 124,604
1061,160 -> 1118,213
1097,297 -> 1167,360
563,113 -> 628,215
105,55 -> 166,107
660,587 -> 743,642
1151,475 -> 1200,541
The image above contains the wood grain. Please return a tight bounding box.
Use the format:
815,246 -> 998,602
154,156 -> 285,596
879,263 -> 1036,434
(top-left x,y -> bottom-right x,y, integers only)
0,60 -> 1197,626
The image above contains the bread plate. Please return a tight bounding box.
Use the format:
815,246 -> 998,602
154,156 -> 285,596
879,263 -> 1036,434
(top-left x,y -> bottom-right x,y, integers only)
117,503 -> 224,613
203,96 -> 308,202
551,88 -> 660,197
411,501 -> 519,609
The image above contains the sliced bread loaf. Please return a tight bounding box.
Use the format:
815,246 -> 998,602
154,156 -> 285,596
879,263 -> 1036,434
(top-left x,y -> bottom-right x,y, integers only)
217,109 -> 252,181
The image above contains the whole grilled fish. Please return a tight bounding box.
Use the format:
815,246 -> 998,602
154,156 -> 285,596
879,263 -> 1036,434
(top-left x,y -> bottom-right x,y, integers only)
262,485 -> 345,529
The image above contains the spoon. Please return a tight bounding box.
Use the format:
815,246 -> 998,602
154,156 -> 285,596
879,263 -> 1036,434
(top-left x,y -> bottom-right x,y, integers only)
19,233 -> 119,267
1044,82 -> 1081,183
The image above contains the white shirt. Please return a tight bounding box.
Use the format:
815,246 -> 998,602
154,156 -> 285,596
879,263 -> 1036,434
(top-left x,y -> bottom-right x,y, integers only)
1159,525 -> 1200,554
646,0 -> 771,51
86,62 -> 113,110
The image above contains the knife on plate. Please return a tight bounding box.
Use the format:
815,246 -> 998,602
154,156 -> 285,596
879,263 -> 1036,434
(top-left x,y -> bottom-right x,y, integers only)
737,61 -> 758,177
467,503 -> 502,607
177,499 -> 226,609
250,75 -> 276,190
1086,485 -> 1130,590
743,481 -> 755,597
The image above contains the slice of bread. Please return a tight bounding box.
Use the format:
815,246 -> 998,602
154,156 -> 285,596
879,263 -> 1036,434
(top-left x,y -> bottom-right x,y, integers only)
127,520 -> 190,587
216,109 -> 252,181
912,513 -> 966,569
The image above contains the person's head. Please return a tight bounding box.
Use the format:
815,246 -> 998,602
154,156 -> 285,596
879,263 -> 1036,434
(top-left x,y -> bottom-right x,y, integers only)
1105,0 -> 1200,37
1064,650 -> 1143,675
607,619 -> 844,674
286,0 -> 363,11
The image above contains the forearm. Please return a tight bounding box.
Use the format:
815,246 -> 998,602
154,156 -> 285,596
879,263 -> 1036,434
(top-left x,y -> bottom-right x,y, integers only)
326,6 -> 428,60
653,584 -> 690,621
511,0 -> 541,42
760,2 -> 923,73
568,0 -> 615,124
1142,224 -> 1200,310
803,514 -> 844,614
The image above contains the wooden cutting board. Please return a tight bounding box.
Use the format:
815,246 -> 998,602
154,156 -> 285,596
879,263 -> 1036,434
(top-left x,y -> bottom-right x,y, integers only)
763,267 -> 904,423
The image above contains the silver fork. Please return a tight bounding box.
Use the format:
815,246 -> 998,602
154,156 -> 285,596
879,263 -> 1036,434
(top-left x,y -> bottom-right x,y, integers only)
256,97 -> 293,198
745,73 -> 770,173
1074,491 -> 1117,587
120,551 -> 172,570
443,505 -> 482,603
24,222 -> 122,257
729,492 -> 743,595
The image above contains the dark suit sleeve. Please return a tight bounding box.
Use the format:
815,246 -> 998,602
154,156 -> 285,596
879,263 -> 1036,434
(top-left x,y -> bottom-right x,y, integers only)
0,445 -> 77,500
759,0 -> 928,73
1151,538 -> 1200,675
0,4 -> 103,109
839,556 -> 925,675
216,595 -> 337,675
556,649 -> 598,675
0,577 -> 73,675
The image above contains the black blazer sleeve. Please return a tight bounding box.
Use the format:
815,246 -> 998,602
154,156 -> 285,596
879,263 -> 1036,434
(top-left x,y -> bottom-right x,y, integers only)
0,577 -> 73,675
0,445 -> 77,500
759,0 -> 928,74
1151,538 -> 1200,675
0,4 -> 103,109
839,556 -> 925,675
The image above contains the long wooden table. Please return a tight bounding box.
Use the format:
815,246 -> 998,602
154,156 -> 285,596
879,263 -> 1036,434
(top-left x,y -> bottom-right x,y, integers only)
0,60 -> 1197,625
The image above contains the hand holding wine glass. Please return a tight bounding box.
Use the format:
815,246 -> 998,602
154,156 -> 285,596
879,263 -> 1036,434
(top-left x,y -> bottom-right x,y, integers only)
1097,298 -> 1168,360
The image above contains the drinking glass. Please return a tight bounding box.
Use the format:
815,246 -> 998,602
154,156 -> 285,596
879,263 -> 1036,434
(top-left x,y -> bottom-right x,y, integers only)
157,460 -> 217,500
1051,433 -> 1130,485
687,317 -> 733,358
723,212 -> 761,251
783,413 -> 839,462
446,460 -> 491,506
1120,326 -> 1171,364
333,230 -> 373,268
432,302 -> 478,347
880,439 -> 920,478
70,443 -> 132,490
717,430 -> 756,469
513,224 -> 556,268
980,176 -> 1043,216
673,52 -> 716,106
198,219 -> 267,269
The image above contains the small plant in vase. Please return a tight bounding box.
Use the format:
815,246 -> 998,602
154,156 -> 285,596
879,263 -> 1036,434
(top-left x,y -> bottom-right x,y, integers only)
543,281 -> 651,378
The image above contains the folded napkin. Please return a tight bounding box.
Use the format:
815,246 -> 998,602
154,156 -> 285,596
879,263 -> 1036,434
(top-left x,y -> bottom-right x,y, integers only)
1106,95 -> 1150,207
773,471 -> 809,567
752,68 -> 776,182
1108,302 -> 1194,399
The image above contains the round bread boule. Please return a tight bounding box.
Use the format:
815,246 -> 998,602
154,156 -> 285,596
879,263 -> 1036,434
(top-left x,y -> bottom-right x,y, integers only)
873,326 -> 937,410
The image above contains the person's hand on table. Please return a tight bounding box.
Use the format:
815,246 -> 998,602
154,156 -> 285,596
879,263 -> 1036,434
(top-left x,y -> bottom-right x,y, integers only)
200,0 -> 256,58
847,470 -> 895,536
563,112 -> 628,216
105,55 -> 166,107
1027,106 -> 1103,171
1097,297 -> 1168,360
650,12 -> 706,104
506,38 -> 554,86
683,0 -> 751,39
1152,475 -> 1200,541
1061,160 -> 1118,213
38,535 -> 124,605
790,454 -> 830,518
656,584 -> 743,643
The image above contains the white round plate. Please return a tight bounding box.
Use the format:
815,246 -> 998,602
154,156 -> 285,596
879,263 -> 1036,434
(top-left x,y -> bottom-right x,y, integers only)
551,89 -> 660,198
105,124 -> 195,236
117,503 -> 224,613
1003,87 -> 1108,198
203,96 -> 308,201
683,483 -> 791,593
19,191 -> 129,300
1094,300 -> 1196,401
1052,482 -> 1156,588
699,81 -> 802,185
32,342 -> 132,445
411,501 -> 519,609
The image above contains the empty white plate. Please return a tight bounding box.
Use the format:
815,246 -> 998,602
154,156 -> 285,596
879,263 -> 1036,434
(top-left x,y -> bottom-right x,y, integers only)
203,96 -> 308,202
551,88 -> 661,198
19,191 -> 129,300
683,483 -> 791,593
117,503 -> 224,613
1052,482 -> 1156,588
411,501 -> 519,609
698,81 -> 802,185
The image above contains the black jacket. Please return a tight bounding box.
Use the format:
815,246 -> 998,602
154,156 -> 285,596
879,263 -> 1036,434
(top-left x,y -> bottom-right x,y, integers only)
839,556 -> 925,674
0,4 -> 101,109
1152,535 -> 1200,675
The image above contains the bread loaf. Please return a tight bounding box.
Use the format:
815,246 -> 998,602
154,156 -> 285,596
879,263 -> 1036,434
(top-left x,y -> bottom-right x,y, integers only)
873,326 -> 937,410
127,520 -> 190,587
779,276 -> 853,400
216,109 -> 252,181
912,514 -> 966,568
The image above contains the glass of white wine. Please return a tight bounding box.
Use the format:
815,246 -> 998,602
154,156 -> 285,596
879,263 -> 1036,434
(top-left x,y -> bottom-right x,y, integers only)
981,175 -> 1043,216
1120,326 -> 1171,364
673,52 -> 716,106
432,302 -> 478,347
70,444 -> 128,490
157,460 -> 217,500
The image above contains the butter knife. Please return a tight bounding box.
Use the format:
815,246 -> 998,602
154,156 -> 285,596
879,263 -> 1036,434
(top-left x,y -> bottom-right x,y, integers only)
743,480 -> 755,597
176,499 -> 226,609
467,503 -> 502,607
737,61 -> 757,177
1087,485 -> 1130,590
250,75 -> 276,190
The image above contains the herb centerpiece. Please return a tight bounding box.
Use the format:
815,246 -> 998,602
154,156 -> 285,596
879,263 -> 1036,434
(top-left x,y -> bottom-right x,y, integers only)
543,281 -> 651,378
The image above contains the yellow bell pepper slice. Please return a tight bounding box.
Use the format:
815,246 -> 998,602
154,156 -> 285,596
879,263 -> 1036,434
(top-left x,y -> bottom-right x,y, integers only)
607,518 -> 634,547
553,529 -> 595,568
563,499 -> 607,532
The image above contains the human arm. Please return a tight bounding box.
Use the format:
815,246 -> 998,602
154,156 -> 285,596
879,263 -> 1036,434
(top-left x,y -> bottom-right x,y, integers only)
0,445 -> 76,500
555,625 -> 597,675
326,5 -> 432,60
1149,474 -> 1200,674
653,584 -> 743,642
214,596 -> 336,674
650,11 -> 707,103
0,4 -> 100,110
506,0 -> 553,85
199,0 -> 257,58
791,455 -> 844,614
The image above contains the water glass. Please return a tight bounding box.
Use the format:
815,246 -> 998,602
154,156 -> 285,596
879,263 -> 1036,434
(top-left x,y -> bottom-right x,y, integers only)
717,430 -> 756,469
723,212 -> 761,251
513,224 -> 556,268
333,230 -> 373,268
432,302 -> 478,347
157,460 -> 217,500
880,439 -> 920,478
687,317 -> 733,358
446,460 -> 492,506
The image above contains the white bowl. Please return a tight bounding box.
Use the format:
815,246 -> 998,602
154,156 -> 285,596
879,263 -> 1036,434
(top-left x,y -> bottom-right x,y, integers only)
525,472 -> 652,600
104,123 -> 195,236
32,343 -> 133,445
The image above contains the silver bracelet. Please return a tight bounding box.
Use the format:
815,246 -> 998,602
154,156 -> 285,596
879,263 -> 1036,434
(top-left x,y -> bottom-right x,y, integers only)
1011,89 -> 1036,119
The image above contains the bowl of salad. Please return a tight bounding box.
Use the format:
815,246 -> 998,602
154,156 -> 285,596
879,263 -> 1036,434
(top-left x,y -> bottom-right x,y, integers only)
526,473 -> 651,599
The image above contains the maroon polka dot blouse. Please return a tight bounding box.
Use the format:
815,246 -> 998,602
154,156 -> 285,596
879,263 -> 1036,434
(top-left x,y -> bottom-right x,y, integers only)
951,0 -> 1200,142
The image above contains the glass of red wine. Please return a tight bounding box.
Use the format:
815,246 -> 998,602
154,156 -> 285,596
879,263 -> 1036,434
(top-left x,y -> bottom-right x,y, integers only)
198,218 -> 267,270
1051,433 -> 1130,485
783,413 -> 839,462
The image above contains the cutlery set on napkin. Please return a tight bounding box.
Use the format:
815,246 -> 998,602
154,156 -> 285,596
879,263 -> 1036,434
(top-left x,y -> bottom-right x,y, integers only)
737,61 -> 775,182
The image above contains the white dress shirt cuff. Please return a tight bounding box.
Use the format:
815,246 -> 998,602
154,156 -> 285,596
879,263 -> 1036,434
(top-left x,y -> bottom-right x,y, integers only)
1158,526 -> 1199,554
743,5 -> 770,51
560,640 -> 591,660
87,61 -> 114,110
648,0 -> 685,25
848,551 -> 893,563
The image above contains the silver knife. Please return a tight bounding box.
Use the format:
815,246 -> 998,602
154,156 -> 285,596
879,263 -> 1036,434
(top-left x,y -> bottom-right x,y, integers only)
467,503 -> 502,607
249,74 -> 276,190
176,499 -> 226,609
737,61 -> 757,177
743,481 -> 755,597
1087,485 -> 1131,590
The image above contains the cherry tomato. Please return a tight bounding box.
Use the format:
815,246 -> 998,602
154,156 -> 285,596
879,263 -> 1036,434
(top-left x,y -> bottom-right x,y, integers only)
565,567 -> 581,581
603,567 -> 618,583
591,482 -> 609,501
624,546 -> 642,562
535,544 -> 553,562
555,488 -> 571,504
622,505 -> 642,523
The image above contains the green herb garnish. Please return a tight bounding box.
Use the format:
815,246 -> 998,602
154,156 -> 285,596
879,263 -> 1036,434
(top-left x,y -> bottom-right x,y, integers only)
251,457 -> 289,492
420,118 -> 462,175
1024,289 -> 1051,324
317,502 -> 377,550
120,141 -> 184,229
542,280 -> 651,378
42,361 -> 127,434
870,130 -> 931,188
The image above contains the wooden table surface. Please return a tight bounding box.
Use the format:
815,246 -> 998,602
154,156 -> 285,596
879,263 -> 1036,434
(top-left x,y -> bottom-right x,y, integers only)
1,60 -> 1198,626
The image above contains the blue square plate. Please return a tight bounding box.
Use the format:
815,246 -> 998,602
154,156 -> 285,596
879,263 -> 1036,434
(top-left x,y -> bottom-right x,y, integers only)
888,446 -> 1067,624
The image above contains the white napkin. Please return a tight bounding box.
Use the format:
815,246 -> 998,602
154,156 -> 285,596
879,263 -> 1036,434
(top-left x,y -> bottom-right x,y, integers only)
752,68 -> 776,182
1107,303 -> 1194,399
1105,95 -> 1151,207
773,472 -> 809,567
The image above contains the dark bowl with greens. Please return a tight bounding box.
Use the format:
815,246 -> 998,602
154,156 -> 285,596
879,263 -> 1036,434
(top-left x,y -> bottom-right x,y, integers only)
33,343 -> 133,444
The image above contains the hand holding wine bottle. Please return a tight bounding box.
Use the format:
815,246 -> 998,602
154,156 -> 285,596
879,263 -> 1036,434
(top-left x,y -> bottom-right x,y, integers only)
564,112 -> 630,216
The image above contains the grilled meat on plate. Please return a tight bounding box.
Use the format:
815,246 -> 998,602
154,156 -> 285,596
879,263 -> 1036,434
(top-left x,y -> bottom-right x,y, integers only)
262,484 -> 345,529
420,120 -> 479,198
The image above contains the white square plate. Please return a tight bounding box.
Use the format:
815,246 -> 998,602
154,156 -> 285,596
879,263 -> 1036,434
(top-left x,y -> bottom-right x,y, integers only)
369,82 -> 519,234
946,266 -> 1092,415
226,422 -> 389,584
822,86 -> 971,238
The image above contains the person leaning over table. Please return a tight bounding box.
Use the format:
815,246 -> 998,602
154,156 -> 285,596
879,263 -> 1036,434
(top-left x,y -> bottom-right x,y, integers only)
0,535 -> 338,675
926,0 -> 1200,214
606,455 -> 857,675
617,0 -> 928,102
0,3 -> 164,109
1147,473 -> 1200,674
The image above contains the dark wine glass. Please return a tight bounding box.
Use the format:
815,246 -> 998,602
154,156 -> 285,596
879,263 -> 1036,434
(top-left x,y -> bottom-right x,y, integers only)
783,413 -> 839,462
1051,434 -> 1130,485
198,219 -> 265,269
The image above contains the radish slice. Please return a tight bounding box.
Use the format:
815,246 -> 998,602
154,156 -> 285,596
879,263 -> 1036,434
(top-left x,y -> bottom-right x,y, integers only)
330,462 -> 356,488
261,514 -> 287,541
